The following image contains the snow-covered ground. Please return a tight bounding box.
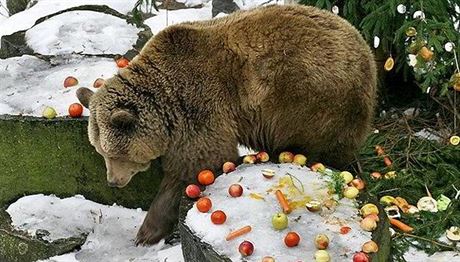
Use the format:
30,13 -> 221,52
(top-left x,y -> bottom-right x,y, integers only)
26,11 -> 140,55
6,194 -> 184,262
0,55 -> 117,116
186,163 -> 372,261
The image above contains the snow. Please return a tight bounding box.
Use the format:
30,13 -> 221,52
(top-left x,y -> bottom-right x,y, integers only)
144,4 -> 213,35
185,163 -> 372,261
0,55 -> 117,117
404,247 -> 460,262
0,0 -> 137,47
6,194 -> 184,262
25,11 -> 140,55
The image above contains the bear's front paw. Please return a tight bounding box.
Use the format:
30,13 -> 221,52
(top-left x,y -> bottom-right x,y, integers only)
135,219 -> 166,246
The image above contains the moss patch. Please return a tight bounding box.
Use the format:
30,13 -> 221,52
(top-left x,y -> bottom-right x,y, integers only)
0,115 -> 163,262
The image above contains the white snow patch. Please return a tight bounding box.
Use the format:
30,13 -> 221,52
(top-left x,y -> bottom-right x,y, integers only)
414,128 -> 443,142
0,0 -> 137,47
144,4 -> 212,35
6,194 -> 184,262
0,55 -> 117,116
404,246 -> 460,262
185,163 -> 372,261
25,11 -> 140,55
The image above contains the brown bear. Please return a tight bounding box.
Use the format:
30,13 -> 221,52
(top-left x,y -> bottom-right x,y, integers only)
77,4 -> 377,245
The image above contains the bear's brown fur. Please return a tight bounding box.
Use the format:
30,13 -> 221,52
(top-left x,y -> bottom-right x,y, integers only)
77,4 -> 377,245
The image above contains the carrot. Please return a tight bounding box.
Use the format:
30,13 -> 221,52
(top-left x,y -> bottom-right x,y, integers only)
389,218 -> 414,233
275,190 -> 292,214
383,156 -> 392,167
225,225 -> 252,241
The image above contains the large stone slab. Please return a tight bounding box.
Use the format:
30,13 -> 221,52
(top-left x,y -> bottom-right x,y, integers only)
0,115 -> 163,261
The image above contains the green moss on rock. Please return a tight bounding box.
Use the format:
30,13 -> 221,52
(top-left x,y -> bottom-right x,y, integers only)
0,115 -> 163,262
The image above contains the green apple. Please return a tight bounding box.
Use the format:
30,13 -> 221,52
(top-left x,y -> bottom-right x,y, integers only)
272,213 -> 288,230
343,186 -> 359,199
293,154 -> 307,165
314,250 -> 330,262
340,171 -> 353,184
42,106 -> 57,119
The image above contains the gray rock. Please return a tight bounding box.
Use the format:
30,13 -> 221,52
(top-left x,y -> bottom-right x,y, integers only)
212,0 -> 239,17
6,0 -> 29,15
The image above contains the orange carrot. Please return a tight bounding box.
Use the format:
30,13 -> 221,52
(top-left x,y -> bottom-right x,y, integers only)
383,156 -> 392,167
389,218 -> 414,233
275,190 -> 292,214
225,225 -> 252,241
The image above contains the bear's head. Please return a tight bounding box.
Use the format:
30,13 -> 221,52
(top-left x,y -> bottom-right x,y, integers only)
76,76 -> 170,188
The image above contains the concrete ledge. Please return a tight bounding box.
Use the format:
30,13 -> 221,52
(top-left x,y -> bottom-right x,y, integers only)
0,115 -> 163,262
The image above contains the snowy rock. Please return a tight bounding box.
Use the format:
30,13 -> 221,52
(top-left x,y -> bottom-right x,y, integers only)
185,163 -> 373,261
0,0 -> 138,47
7,194 -> 184,262
0,55 -> 117,116
25,11 -> 140,55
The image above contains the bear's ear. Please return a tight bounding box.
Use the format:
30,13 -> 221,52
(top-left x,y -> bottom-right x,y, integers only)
76,87 -> 94,108
110,109 -> 136,128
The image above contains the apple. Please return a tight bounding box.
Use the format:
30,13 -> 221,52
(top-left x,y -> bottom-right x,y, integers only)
68,103 -> 83,118
256,151 -> 270,162
353,252 -> 370,262
370,172 -> 382,179
340,171 -> 353,184
262,169 -> 275,179
262,256 -> 275,262
284,231 -> 300,247
116,57 -> 130,68
293,154 -> 307,165
228,184 -> 243,197
42,106 -> 57,119
185,184 -> 201,198
211,210 -> 227,224
243,155 -> 257,164
365,213 -> 380,222
351,178 -> 365,190
360,203 -> 379,217
362,240 -> 379,253
379,196 -> 395,206
222,162 -> 236,173
63,76 -> 78,87
311,163 -> 326,172
305,200 -> 322,212
360,217 -> 377,232
271,213 -> 288,230
314,250 -> 330,262
238,241 -> 254,256
278,151 -> 294,163
314,234 -> 329,250
93,78 -> 105,88
343,186 -> 359,199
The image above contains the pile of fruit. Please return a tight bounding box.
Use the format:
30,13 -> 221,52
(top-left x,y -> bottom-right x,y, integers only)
185,152 -> 383,262
41,56 -> 130,119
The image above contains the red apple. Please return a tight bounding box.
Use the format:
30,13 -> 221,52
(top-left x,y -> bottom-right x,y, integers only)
63,76 -> 78,87
228,184 -> 243,197
116,57 -> 130,68
351,178 -> 365,190
211,210 -> 227,224
279,151 -> 294,163
256,151 -> 270,162
243,155 -> 256,164
284,232 -> 300,247
68,103 -> 83,118
238,240 -> 254,256
185,184 -> 201,198
353,252 -> 370,262
93,78 -> 105,88
222,162 -> 236,173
